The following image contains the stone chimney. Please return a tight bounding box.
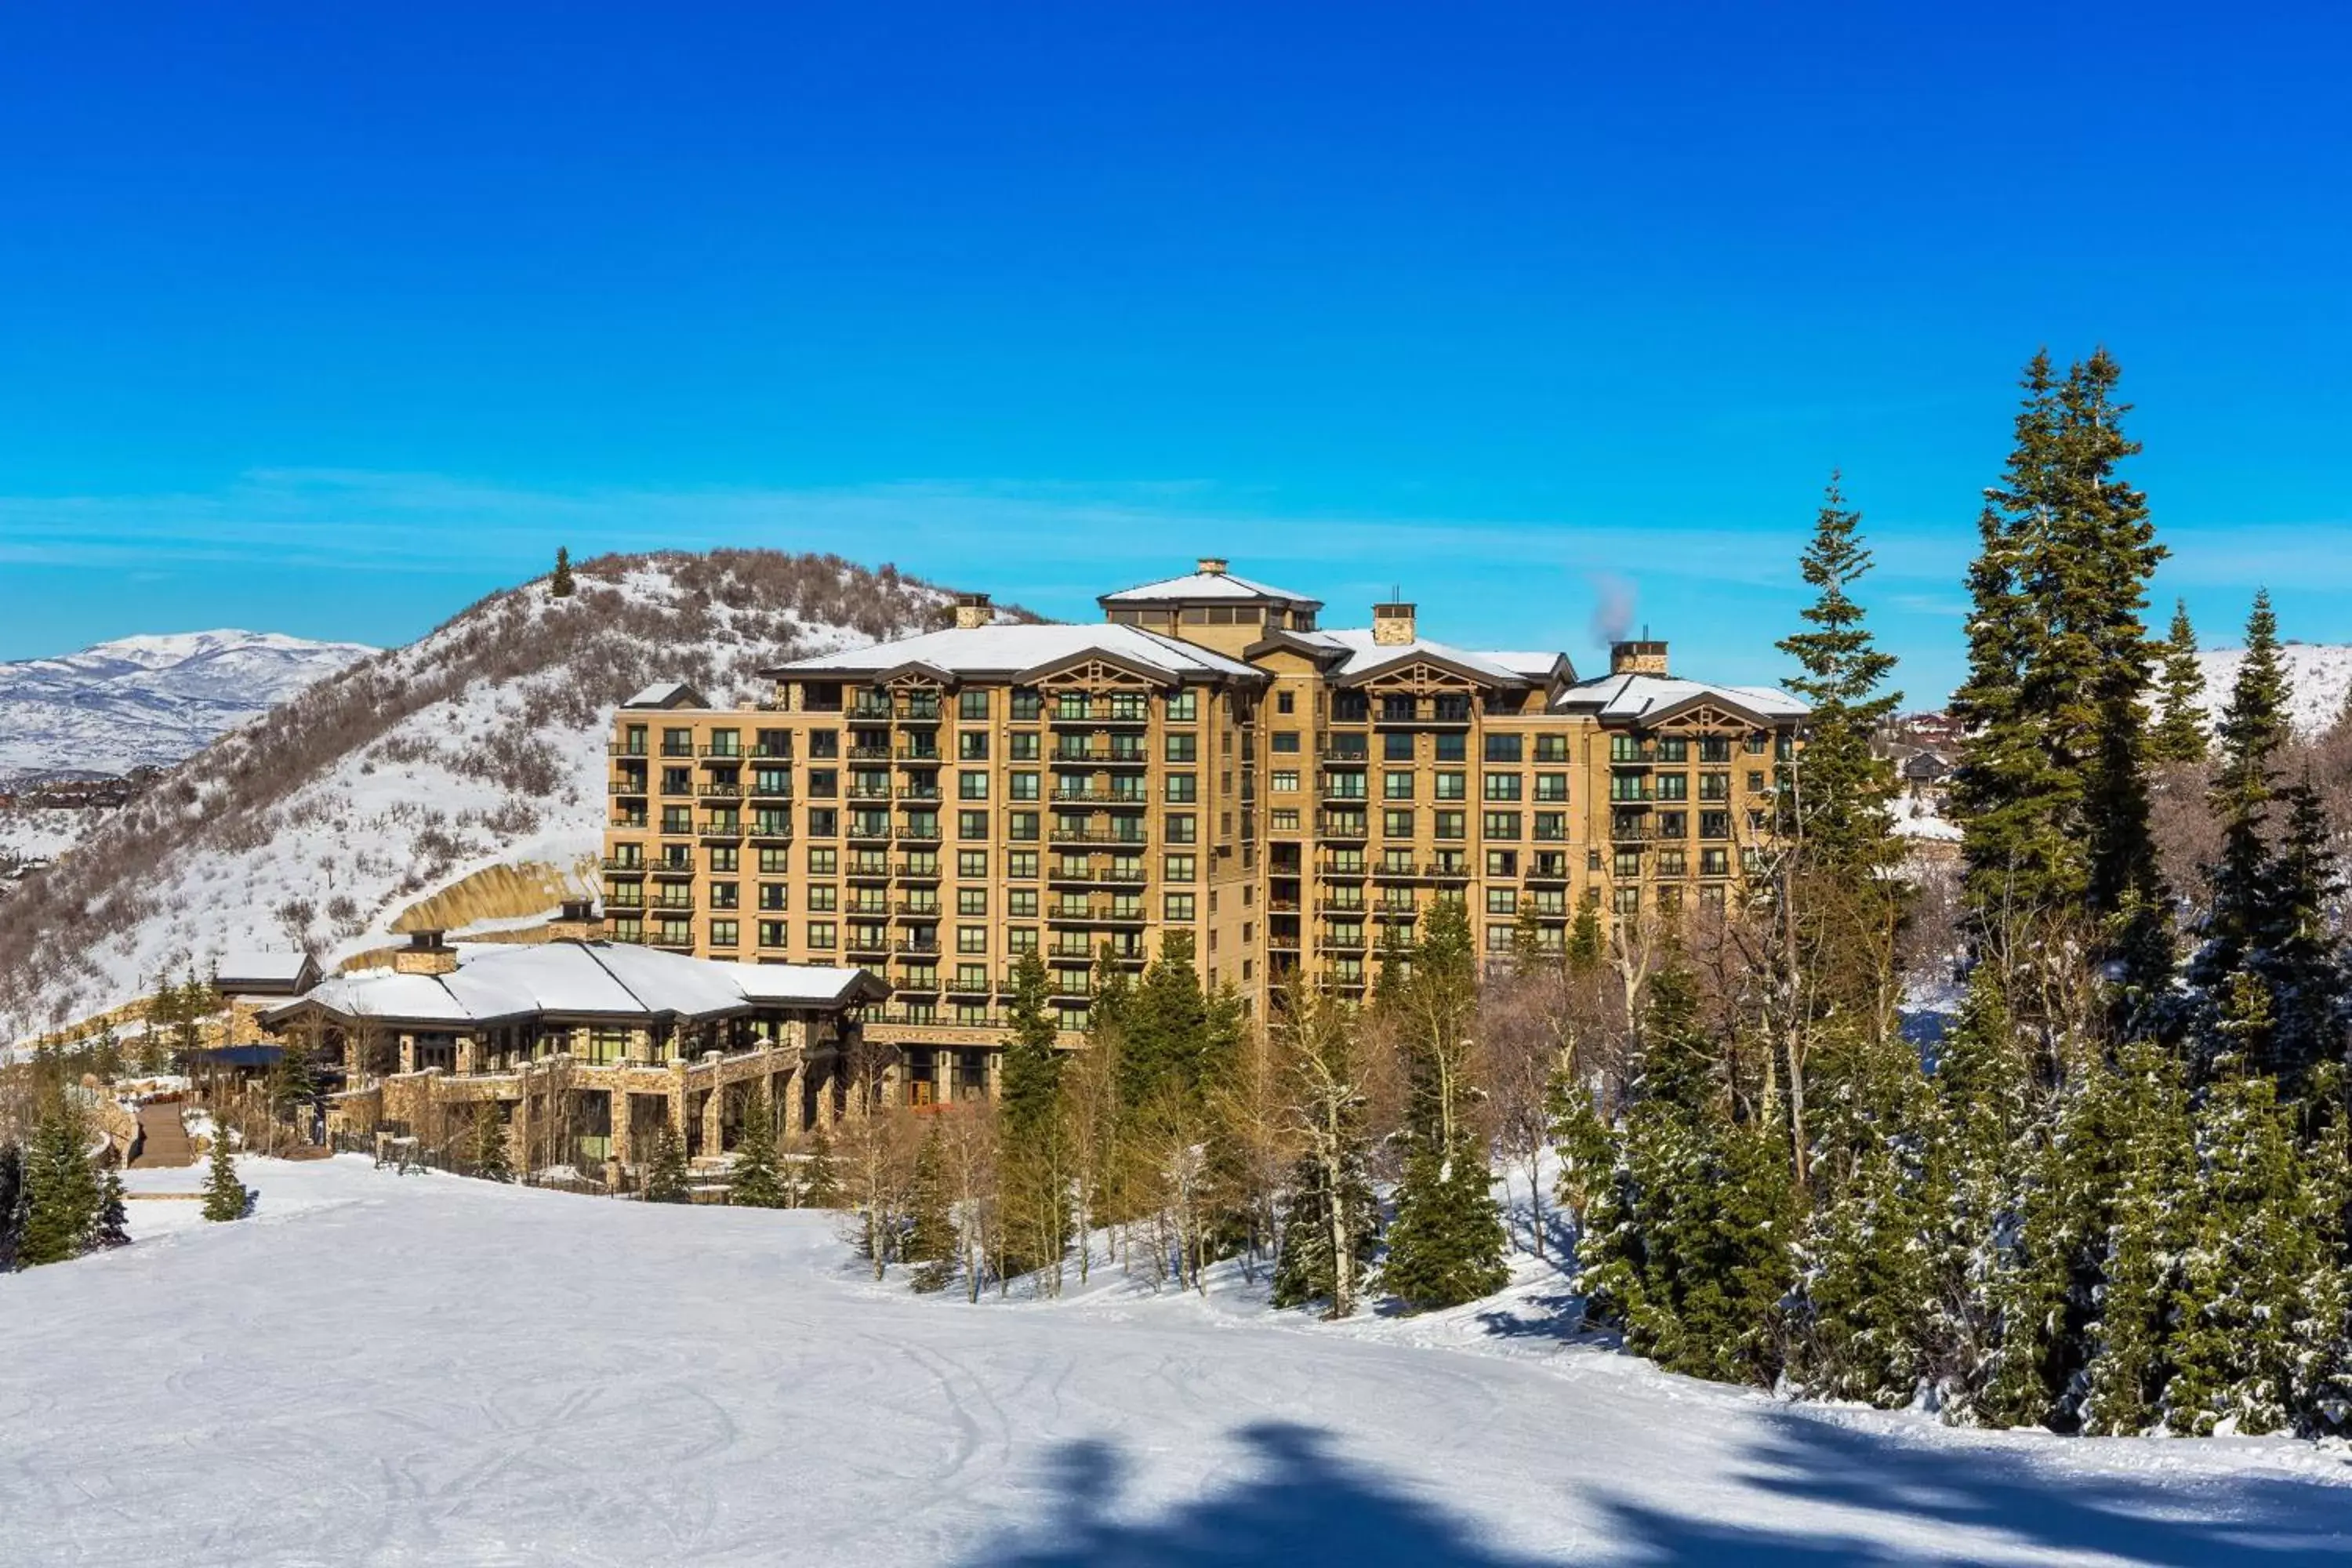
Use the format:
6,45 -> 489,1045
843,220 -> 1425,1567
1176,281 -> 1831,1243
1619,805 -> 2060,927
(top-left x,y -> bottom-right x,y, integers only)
1610,639 -> 1670,677
1196,557 -> 1229,576
393,929 -> 459,977
1371,601 -> 1417,647
953,592 -> 993,630
547,898 -> 604,943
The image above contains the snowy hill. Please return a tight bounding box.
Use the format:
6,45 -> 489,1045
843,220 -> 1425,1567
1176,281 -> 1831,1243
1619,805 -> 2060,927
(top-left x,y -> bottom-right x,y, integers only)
0,551 -> 972,1037
7,1154 -> 2346,1565
0,629 -> 376,783
2196,643 -> 2352,735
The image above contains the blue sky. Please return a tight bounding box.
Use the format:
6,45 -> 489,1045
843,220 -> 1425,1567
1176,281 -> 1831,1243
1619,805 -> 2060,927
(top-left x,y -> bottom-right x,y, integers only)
2,2 -> 2347,698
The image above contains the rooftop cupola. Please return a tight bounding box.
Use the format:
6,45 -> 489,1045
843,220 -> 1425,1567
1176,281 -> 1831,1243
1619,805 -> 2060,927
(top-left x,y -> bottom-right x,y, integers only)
1196,557 -> 1229,575
1371,601 -> 1417,647
1610,639 -> 1670,677
548,898 -> 604,944
953,592 -> 993,630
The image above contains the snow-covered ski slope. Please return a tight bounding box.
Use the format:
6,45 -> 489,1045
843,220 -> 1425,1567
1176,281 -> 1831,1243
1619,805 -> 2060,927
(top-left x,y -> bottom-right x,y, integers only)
5,1157 -> 2347,1567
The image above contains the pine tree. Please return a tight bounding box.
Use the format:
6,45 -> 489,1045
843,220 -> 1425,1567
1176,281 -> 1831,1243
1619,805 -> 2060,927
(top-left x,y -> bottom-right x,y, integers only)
201,1120 -> 251,1222
998,951 -> 1069,1279
87,1167 -> 132,1251
643,1121 -> 690,1203
0,1140 -> 25,1271
267,1040 -> 319,1142
2076,1040 -> 2194,1435
1272,1149 -> 1379,1312
1381,902 -> 1509,1311
1269,985 -> 1379,1319
20,1098 -> 104,1263
1777,473 -> 1903,875
1787,1024 -> 1935,1408
469,1102 -> 514,1183
2164,1073 -> 2328,1435
727,1086 -> 786,1207
2149,598 -> 2209,764
903,1123 -> 956,1293
1546,1073 -> 1613,1240
2256,774 -> 2347,1087
800,1122 -> 841,1208
1577,962 -> 1795,1383
550,545 -> 575,597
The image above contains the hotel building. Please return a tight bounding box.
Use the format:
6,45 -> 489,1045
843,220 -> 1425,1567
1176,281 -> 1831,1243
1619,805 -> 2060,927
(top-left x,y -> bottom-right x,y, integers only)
599,560 -> 1802,1100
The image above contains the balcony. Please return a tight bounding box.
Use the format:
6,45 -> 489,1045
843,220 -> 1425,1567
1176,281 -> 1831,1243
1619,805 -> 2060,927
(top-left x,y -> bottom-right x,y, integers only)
698,782 -> 744,800
847,744 -> 893,761
1047,862 -> 1148,887
648,897 -> 695,915
844,935 -> 891,960
607,743 -> 652,758
898,784 -> 943,804
603,891 -> 645,910
1049,826 -> 1148,847
1317,935 -> 1370,953
897,826 -> 945,845
746,818 -> 793,844
845,858 -> 892,882
1052,745 -> 1151,768
608,778 -> 649,797
1052,786 -> 1152,807
1048,702 -> 1152,728
895,745 -> 943,764
895,859 -> 942,880
845,822 -> 894,844
649,860 -> 697,879
895,899 -> 942,917
1373,697 -> 1473,728
608,814 -> 648,830
1423,862 -> 1472,880
894,938 -> 943,956
1316,815 -> 1371,843
698,818 -> 744,840
1319,860 -> 1369,880
846,782 -> 894,802
601,857 -> 648,876
1315,898 -> 1367,916
848,700 -> 895,721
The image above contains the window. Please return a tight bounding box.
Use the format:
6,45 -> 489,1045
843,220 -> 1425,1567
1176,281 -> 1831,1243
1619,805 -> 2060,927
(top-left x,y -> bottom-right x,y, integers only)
1383,770 -> 1414,800
1534,734 -> 1568,762
1486,887 -> 1519,916
758,920 -> 786,949
959,770 -> 989,800
1533,811 -> 1566,842
1483,734 -> 1523,763
1007,851 -> 1039,879
759,847 -> 791,873
1011,688 -> 1042,721
1008,731 -> 1040,761
710,920 -> 739,949
1272,770 -> 1300,793
1167,689 -> 1197,722
1165,773 -> 1197,802
1700,811 -> 1731,840
1383,808 -> 1415,838
1613,851 -> 1642,879
759,882 -> 789,911
1433,771 -> 1466,800
959,689 -> 989,721
1701,848 -> 1731,877
1007,888 -> 1037,917
1165,853 -> 1196,882
710,882 -> 739,909
956,810 -> 988,840
1483,811 -> 1521,840
1613,887 -> 1641,916
1272,731 -> 1301,754
1483,773 -> 1522,801
1534,773 -> 1569,802
662,727 -> 693,757
1166,734 -> 1199,763
1745,731 -> 1769,755
1657,849 -> 1689,877
1656,736 -> 1688,763
1009,771 -> 1040,801
1165,813 -> 1197,843
807,847 -> 839,877
1270,808 -> 1301,831
959,732 -> 989,760
1383,732 -> 1414,761
1165,892 -> 1196,922
954,887 -> 986,916
957,925 -> 988,954
1276,691 -> 1295,714
1008,811 -> 1039,840
661,805 -> 692,833
808,920 -> 837,950
1748,771 -> 1768,794
1699,772 -> 1731,801
1007,927 -> 1039,955
1700,736 -> 1732,764
1433,810 -> 1465,840
809,729 -> 840,759
1656,773 -> 1689,802
708,846 -> 739,872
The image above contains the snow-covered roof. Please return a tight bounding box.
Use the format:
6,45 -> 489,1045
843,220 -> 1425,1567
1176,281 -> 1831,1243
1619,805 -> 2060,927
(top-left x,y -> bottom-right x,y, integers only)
767,623 -> 1263,684
622,681 -> 710,710
1552,672 -> 1808,724
1098,568 -> 1319,608
263,942 -> 884,1029
1283,629 -> 1568,687
213,950 -> 315,986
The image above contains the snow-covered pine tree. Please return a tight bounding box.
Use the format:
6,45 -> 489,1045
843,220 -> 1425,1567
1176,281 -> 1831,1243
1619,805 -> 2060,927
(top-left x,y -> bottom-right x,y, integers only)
2163,1072 -> 2328,1435
2250,773 -> 2347,1089
997,950 -> 1069,1285
87,1166 -> 132,1251
727,1085 -> 786,1207
20,1098 -> 104,1263
643,1121 -> 691,1203
2076,1039 -> 2194,1435
1777,472 -> 1903,876
800,1121 -> 841,1208
1787,1022 -> 1936,1408
1577,961 -> 1794,1385
2148,598 -> 2209,764
1545,1071 -> 1613,1242
469,1102 -> 514,1182
1381,902 -> 1509,1312
201,1118 -> 251,1222
550,545 -> 575,597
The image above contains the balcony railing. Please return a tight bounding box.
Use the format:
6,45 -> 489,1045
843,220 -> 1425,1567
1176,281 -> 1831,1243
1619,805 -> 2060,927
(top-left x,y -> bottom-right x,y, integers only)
698,782 -> 744,799
601,857 -> 647,875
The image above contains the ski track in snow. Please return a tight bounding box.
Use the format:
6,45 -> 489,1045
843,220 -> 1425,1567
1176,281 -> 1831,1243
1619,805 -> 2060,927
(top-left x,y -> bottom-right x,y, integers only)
5,1157 -> 2349,1567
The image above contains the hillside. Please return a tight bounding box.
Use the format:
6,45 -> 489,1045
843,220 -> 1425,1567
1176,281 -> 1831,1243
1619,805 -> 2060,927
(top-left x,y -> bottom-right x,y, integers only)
0,629 -> 376,783
2196,642 -> 2352,734
0,550 -> 975,1039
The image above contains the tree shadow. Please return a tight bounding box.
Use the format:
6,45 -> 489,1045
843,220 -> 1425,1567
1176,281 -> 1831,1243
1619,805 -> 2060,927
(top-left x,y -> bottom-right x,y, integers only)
965,1420 -> 1559,1567
1579,1405 -> 2352,1566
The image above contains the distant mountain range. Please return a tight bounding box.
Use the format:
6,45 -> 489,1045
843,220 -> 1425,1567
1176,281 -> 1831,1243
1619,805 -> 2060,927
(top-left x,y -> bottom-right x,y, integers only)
2196,643 -> 2352,735
0,630 -> 377,784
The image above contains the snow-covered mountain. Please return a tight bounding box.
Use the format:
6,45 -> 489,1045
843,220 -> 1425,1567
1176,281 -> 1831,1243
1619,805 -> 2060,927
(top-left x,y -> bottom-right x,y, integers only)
2195,643 -> 2352,735
0,629 -> 376,782
0,551 -> 976,1039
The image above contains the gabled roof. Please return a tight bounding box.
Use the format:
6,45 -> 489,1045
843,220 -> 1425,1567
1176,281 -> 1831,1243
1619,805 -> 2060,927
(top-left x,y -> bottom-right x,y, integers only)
1280,629 -> 1571,688
622,681 -> 710,710
764,623 -> 1263,684
1098,568 -> 1321,608
1552,672 -> 1808,724
212,950 -> 318,990
261,942 -> 886,1030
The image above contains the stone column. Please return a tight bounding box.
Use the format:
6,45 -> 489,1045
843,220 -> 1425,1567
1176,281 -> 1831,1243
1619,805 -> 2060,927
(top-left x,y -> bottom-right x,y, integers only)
397,1033 -> 416,1074
786,1061 -> 808,1134
702,1076 -> 726,1154
456,1034 -> 478,1074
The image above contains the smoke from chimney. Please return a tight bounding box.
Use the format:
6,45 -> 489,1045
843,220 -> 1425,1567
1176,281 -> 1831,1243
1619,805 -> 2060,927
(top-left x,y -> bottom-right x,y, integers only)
1588,572 -> 1636,648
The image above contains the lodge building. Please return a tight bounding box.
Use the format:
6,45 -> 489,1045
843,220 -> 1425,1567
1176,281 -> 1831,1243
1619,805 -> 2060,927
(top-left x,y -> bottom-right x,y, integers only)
599,559 -> 1805,1076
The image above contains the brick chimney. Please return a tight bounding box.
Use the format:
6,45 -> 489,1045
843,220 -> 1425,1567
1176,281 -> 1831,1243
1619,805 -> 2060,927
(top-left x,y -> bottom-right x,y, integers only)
1610,639 -> 1670,677
393,930 -> 459,977
547,898 -> 604,943
1196,556 -> 1229,576
953,592 -> 993,630
1371,601 -> 1417,647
